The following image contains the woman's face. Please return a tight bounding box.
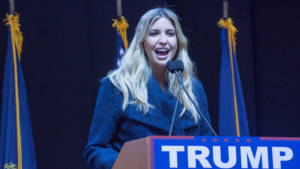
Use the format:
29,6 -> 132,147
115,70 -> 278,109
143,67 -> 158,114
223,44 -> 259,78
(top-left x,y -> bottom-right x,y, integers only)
144,17 -> 178,71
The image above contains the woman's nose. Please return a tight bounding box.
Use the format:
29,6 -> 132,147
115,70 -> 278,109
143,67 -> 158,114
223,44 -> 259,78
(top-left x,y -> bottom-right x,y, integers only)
158,34 -> 167,45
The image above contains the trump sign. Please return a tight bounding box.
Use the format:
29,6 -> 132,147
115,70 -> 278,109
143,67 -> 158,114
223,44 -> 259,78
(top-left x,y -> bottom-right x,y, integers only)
150,136 -> 300,169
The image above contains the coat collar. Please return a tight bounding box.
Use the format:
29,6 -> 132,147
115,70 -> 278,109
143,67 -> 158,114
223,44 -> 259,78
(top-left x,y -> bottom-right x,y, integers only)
123,74 -> 197,134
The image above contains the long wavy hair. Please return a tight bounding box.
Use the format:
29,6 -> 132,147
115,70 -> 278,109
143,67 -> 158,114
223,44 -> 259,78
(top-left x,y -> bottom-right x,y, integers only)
108,8 -> 201,123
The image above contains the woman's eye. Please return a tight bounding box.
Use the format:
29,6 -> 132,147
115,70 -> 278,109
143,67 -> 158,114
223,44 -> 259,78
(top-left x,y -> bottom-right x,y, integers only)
167,30 -> 175,36
149,31 -> 159,36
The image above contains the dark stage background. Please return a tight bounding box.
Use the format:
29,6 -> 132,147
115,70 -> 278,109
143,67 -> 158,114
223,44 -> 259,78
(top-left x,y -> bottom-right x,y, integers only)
0,0 -> 299,169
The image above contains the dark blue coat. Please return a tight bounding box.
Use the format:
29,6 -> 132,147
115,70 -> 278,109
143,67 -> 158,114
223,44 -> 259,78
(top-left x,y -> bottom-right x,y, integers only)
83,75 -> 213,169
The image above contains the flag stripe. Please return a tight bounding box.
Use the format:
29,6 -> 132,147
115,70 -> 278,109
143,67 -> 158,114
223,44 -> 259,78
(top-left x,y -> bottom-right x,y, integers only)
227,28 -> 240,137
8,17 -> 23,169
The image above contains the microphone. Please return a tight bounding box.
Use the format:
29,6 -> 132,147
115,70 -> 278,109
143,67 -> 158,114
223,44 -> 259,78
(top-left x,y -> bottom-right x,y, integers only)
167,60 -> 218,136
167,60 -> 183,136
167,60 -> 184,73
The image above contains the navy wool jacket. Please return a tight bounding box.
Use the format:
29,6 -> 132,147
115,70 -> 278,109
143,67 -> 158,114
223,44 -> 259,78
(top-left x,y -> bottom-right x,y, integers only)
83,75 -> 213,169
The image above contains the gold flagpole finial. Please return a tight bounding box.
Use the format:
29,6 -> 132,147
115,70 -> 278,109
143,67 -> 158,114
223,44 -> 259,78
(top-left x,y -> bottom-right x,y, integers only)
4,13 -> 24,61
112,16 -> 129,49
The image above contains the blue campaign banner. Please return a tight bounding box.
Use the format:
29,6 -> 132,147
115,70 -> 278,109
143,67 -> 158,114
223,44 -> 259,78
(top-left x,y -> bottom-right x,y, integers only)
149,136 -> 300,169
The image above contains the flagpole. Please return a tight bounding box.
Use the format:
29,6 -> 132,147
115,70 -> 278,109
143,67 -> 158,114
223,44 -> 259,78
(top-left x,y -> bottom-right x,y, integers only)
116,0 -> 122,19
9,0 -> 15,14
223,0 -> 228,18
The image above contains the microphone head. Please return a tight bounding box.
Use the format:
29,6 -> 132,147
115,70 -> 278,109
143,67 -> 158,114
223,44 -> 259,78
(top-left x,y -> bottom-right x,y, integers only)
176,60 -> 184,72
167,61 -> 177,73
167,60 -> 184,73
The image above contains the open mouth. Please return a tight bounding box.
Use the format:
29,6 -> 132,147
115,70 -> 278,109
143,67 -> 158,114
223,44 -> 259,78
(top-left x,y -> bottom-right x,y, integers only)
155,48 -> 169,58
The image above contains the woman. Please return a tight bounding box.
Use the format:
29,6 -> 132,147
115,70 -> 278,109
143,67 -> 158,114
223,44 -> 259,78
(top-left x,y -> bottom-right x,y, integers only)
84,8 -> 213,169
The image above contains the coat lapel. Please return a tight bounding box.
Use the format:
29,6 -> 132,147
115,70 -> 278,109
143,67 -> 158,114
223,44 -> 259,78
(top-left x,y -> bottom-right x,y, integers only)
124,75 -> 197,134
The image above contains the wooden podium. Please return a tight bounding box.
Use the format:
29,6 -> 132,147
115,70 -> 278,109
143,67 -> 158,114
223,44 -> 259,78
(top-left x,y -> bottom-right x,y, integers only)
112,137 -> 152,169
112,136 -> 300,169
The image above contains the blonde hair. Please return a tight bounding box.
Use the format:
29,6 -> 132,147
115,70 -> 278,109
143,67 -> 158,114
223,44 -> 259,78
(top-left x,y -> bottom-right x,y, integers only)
108,8 -> 201,123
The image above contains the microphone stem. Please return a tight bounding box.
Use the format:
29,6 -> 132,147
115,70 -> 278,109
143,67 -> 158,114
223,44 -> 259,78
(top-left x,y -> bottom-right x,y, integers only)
168,82 -> 182,136
175,72 -> 218,136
